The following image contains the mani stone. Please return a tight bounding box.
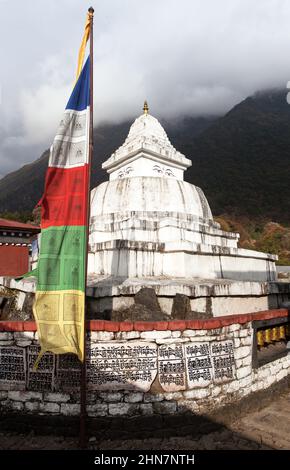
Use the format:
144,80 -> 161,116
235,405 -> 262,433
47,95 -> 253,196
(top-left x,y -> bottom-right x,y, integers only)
171,294 -> 191,319
134,288 -> 161,312
111,288 -> 168,321
113,304 -> 167,322
87,341 -> 158,392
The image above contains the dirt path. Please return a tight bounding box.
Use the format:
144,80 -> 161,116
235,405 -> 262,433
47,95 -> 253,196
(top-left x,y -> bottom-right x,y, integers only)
230,393 -> 290,450
1,390 -> 290,450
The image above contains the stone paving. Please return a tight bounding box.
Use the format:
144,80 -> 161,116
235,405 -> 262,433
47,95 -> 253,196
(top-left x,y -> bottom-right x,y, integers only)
1,388 -> 290,450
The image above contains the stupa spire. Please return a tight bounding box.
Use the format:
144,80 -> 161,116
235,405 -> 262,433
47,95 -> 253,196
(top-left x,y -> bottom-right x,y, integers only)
143,100 -> 149,115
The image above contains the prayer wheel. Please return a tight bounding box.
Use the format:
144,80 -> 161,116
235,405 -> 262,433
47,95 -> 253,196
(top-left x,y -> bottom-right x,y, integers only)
279,325 -> 286,341
264,328 -> 272,344
257,330 -> 264,347
271,326 -> 279,342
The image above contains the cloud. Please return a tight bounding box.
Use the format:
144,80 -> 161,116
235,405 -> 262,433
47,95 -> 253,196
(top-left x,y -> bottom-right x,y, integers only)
19,55 -> 71,147
1,0 -> 290,177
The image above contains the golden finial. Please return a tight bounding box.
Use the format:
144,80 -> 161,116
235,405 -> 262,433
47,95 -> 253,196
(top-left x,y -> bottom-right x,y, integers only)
143,100 -> 149,115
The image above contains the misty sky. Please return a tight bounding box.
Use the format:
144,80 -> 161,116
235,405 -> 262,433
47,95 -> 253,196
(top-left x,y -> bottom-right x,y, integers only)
1,0 -> 290,178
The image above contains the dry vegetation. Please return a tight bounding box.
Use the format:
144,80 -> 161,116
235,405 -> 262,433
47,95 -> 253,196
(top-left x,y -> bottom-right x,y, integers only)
215,215 -> 290,265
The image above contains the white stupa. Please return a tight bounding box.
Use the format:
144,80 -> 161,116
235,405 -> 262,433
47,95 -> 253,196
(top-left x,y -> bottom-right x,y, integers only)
87,103 -> 281,316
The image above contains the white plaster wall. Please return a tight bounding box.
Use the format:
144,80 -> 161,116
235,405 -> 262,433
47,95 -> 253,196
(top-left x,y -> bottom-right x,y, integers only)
157,297 -> 174,313
211,296 -> 270,316
88,252 -> 95,274
190,298 -> 208,313
220,255 -> 277,282
91,247 -> 277,282
90,220 -> 238,248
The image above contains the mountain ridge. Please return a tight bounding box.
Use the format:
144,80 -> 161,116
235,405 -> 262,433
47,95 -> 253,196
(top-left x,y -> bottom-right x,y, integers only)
0,89 -> 289,223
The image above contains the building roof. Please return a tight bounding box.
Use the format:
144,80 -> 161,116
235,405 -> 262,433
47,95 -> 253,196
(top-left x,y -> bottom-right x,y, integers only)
0,218 -> 40,232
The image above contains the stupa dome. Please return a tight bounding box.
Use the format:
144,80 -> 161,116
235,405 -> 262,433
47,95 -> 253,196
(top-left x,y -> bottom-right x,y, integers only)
91,177 -> 213,221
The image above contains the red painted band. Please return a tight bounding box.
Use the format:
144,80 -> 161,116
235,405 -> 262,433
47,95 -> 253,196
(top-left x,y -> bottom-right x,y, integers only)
0,309 -> 288,332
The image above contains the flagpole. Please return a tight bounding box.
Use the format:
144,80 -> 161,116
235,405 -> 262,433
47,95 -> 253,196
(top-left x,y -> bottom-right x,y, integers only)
80,6 -> 94,449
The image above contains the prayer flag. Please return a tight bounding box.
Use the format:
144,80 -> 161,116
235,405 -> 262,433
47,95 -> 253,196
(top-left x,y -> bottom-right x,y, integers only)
33,56 -> 90,362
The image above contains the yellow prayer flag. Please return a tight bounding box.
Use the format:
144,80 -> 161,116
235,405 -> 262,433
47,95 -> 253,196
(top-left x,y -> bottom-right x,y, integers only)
76,11 -> 93,81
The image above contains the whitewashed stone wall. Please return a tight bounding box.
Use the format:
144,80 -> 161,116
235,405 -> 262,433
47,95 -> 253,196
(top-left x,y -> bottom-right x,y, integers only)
1,323 -> 290,417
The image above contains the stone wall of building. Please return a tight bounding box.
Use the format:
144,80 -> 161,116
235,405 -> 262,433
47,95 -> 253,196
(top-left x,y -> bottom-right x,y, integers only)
0,309 -> 289,418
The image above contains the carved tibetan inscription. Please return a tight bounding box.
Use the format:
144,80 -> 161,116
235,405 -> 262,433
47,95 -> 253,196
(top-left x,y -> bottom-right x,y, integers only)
211,341 -> 235,383
185,342 -> 212,388
0,346 -> 26,390
158,344 -> 186,392
27,345 -> 55,392
87,342 -> 157,391
56,353 -> 81,391
185,340 -> 235,388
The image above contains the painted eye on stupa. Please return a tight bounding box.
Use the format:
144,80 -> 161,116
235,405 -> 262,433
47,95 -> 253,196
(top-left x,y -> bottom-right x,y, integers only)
125,166 -> 133,175
165,169 -> 174,176
153,165 -> 162,174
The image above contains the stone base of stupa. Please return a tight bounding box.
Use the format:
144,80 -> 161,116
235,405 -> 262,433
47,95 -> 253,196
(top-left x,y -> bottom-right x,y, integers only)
1,275 -> 289,320
88,237 -> 277,282
86,274 -> 290,318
